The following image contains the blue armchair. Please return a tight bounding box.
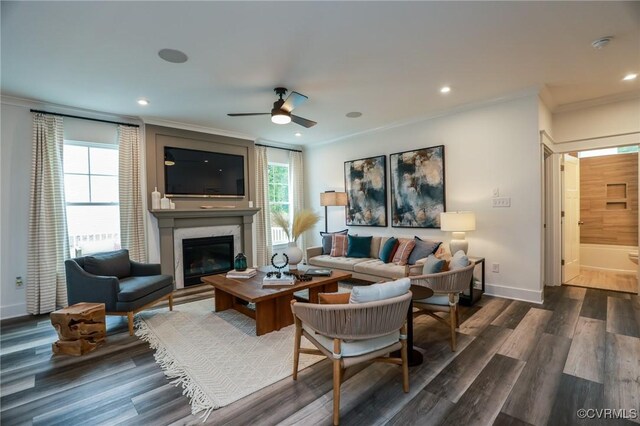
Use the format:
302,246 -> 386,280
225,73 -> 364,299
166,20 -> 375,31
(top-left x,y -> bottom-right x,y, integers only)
65,249 -> 174,335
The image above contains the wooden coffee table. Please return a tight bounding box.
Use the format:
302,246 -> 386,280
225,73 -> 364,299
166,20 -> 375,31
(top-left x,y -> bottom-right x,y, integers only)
201,270 -> 351,336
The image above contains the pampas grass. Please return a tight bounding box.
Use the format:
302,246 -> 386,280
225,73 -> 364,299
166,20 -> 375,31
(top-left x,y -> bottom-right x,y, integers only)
272,209 -> 320,242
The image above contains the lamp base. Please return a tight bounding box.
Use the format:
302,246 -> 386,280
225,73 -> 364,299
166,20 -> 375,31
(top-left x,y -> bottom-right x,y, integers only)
449,232 -> 468,255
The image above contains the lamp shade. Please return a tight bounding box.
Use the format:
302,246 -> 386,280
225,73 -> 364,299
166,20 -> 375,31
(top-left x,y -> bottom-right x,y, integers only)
320,191 -> 348,207
440,211 -> 476,232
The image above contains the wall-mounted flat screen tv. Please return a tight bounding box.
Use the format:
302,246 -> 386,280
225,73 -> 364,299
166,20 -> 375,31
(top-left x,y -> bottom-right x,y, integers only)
164,146 -> 245,197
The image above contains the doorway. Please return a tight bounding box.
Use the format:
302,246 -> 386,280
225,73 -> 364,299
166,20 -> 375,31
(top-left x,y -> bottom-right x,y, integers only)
561,146 -> 639,293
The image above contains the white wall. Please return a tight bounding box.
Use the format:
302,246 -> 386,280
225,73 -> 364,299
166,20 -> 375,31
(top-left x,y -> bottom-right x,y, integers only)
553,97 -> 640,142
305,94 -> 543,302
1,103 -> 32,318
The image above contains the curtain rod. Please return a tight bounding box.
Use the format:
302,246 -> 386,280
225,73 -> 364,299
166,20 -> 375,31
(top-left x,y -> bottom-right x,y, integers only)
30,109 -> 140,128
255,143 -> 302,153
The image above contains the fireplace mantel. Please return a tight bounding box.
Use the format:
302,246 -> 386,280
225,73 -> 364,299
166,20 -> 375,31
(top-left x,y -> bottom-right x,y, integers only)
150,208 -> 260,278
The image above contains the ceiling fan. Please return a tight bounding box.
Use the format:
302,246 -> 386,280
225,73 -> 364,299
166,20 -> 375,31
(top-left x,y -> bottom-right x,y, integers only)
227,87 -> 317,128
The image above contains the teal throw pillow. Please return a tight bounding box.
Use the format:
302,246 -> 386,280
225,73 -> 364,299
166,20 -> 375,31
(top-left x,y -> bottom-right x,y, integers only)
379,237 -> 399,263
346,235 -> 372,258
450,250 -> 470,270
422,254 -> 445,274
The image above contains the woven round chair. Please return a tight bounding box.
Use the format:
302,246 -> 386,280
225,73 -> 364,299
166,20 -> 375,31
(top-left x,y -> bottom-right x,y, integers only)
291,292 -> 412,426
410,262 -> 475,351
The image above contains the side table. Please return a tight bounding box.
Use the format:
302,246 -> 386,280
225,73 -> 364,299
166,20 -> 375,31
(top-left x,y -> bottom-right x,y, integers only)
51,303 -> 106,356
459,257 -> 485,306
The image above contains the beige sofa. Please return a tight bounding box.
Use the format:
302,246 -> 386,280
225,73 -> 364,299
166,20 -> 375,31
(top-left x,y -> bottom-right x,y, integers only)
306,236 -> 443,281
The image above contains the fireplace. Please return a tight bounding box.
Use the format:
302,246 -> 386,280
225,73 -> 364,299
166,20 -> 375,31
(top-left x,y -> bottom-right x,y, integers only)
182,235 -> 234,286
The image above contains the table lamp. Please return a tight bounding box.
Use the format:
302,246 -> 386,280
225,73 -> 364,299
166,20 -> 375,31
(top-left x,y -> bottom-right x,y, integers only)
440,211 -> 476,254
320,191 -> 348,232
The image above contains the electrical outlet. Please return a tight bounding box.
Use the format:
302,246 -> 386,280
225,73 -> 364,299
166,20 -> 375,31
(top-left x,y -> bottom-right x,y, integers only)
492,197 -> 511,208
492,263 -> 499,273
15,276 -> 23,288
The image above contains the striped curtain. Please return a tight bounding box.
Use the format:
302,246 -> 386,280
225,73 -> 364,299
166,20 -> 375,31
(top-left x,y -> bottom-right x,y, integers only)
289,150 -> 306,255
118,125 -> 147,262
255,146 -> 273,266
27,113 -> 69,314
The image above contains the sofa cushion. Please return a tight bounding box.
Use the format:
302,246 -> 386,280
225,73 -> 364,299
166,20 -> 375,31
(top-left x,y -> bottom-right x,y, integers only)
392,239 -> 416,266
308,255 -> 371,271
379,237 -> 399,263
346,235 -> 372,258
303,323 -> 400,357
353,259 -> 408,279
369,236 -> 382,258
422,255 -> 445,274
450,250 -> 470,270
84,249 -> 131,279
330,234 -> 349,257
408,237 -> 442,265
117,274 -> 173,302
349,277 -> 410,304
320,229 -> 348,255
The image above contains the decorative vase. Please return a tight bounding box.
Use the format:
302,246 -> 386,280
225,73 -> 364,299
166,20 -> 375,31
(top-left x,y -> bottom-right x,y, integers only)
234,253 -> 248,271
284,242 -> 303,270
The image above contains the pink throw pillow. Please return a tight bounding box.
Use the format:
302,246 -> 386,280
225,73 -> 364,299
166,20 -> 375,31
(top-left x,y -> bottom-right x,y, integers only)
330,234 -> 348,257
392,239 -> 416,266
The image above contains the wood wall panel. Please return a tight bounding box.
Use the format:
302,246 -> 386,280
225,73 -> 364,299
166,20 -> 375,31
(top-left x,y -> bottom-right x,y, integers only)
580,153 -> 638,246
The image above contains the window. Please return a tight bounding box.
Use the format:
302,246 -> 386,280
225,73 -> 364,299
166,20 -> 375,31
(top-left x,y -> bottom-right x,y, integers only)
268,163 -> 290,246
63,141 -> 120,256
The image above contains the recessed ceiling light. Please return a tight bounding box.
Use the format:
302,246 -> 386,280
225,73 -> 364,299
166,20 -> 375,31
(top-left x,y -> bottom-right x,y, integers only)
346,112 -> 362,118
137,99 -> 149,106
623,73 -> 638,81
295,132 -> 302,137
158,48 -> 188,64
440,86 -> 451,94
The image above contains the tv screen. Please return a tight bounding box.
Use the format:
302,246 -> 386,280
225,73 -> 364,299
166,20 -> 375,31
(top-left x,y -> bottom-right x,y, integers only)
164,146 -> 245,197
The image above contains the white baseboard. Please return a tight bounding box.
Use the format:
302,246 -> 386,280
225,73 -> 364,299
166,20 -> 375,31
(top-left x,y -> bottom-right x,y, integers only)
1,303 -> 27,319
484,283 -> 543,304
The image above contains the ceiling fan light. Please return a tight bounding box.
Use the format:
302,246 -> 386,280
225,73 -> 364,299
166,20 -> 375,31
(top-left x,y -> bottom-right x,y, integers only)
271,112 -> 291,125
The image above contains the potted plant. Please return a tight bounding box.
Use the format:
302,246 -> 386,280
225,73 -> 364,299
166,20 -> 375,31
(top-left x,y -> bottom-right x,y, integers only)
272,209 -> 320,270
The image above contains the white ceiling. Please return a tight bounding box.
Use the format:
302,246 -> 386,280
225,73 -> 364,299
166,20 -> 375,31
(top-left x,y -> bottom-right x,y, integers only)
2,1 -> 639,145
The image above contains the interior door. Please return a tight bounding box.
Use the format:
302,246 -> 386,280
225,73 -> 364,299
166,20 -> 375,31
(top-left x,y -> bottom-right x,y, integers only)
562,153 -> 580,282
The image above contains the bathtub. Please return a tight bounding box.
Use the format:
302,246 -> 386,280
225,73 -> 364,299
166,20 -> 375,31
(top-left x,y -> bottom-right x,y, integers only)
580,243 -> 638,273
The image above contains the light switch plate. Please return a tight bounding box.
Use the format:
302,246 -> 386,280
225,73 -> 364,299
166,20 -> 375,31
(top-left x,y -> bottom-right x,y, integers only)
492,197 -> 511,207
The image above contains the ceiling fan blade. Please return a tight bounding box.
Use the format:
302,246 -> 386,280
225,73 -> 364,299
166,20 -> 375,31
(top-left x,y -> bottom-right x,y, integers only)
291,115 -> 317,128
281,91 -> 308,113
227,113 -> 270,116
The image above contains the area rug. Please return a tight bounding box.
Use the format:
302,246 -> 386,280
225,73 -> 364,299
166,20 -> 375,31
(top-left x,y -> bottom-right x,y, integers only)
135,299 -> 324,420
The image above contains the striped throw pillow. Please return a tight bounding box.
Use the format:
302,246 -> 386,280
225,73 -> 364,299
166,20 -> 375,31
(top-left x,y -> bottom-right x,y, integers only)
330,234 -> 348,257
392,239 -> 416,265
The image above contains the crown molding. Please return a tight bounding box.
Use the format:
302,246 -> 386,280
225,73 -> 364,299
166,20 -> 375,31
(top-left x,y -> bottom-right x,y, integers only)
141,117 -> 256,141
309,86 -> 542,148
0,94 -> 142,125
553,90 -> 640,114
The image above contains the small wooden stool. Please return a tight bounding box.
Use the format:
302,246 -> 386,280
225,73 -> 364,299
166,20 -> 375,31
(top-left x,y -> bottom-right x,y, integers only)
51,303 -> 106,356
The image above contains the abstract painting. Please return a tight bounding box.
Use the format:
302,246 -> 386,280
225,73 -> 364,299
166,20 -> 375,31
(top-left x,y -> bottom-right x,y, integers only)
390,145 -> 445,228
344,155 -> 387,227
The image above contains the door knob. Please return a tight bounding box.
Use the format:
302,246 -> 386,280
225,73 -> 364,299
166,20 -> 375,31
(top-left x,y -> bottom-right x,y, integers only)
578,221 -> 584,225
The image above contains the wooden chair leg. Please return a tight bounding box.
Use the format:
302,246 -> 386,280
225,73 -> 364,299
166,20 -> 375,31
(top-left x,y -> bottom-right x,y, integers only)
449,308 -> 457,351
455,304 -> 460,328
333,339 -> 342,426
400,323 -> 409,393
292,322 -> 302,380
127,311 -> 134,336
168,293 -> 174,311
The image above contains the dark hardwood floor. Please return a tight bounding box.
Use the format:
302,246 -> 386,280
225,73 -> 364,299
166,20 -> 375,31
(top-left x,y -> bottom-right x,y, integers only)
1,285 -> 639,425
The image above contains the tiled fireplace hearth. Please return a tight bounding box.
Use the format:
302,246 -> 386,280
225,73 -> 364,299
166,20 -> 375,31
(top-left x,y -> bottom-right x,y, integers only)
150,208 -> 259,288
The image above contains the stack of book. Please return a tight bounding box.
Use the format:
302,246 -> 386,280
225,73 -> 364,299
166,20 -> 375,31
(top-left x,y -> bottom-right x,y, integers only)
226,268 -> 257,279
262,274 -> 296,286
